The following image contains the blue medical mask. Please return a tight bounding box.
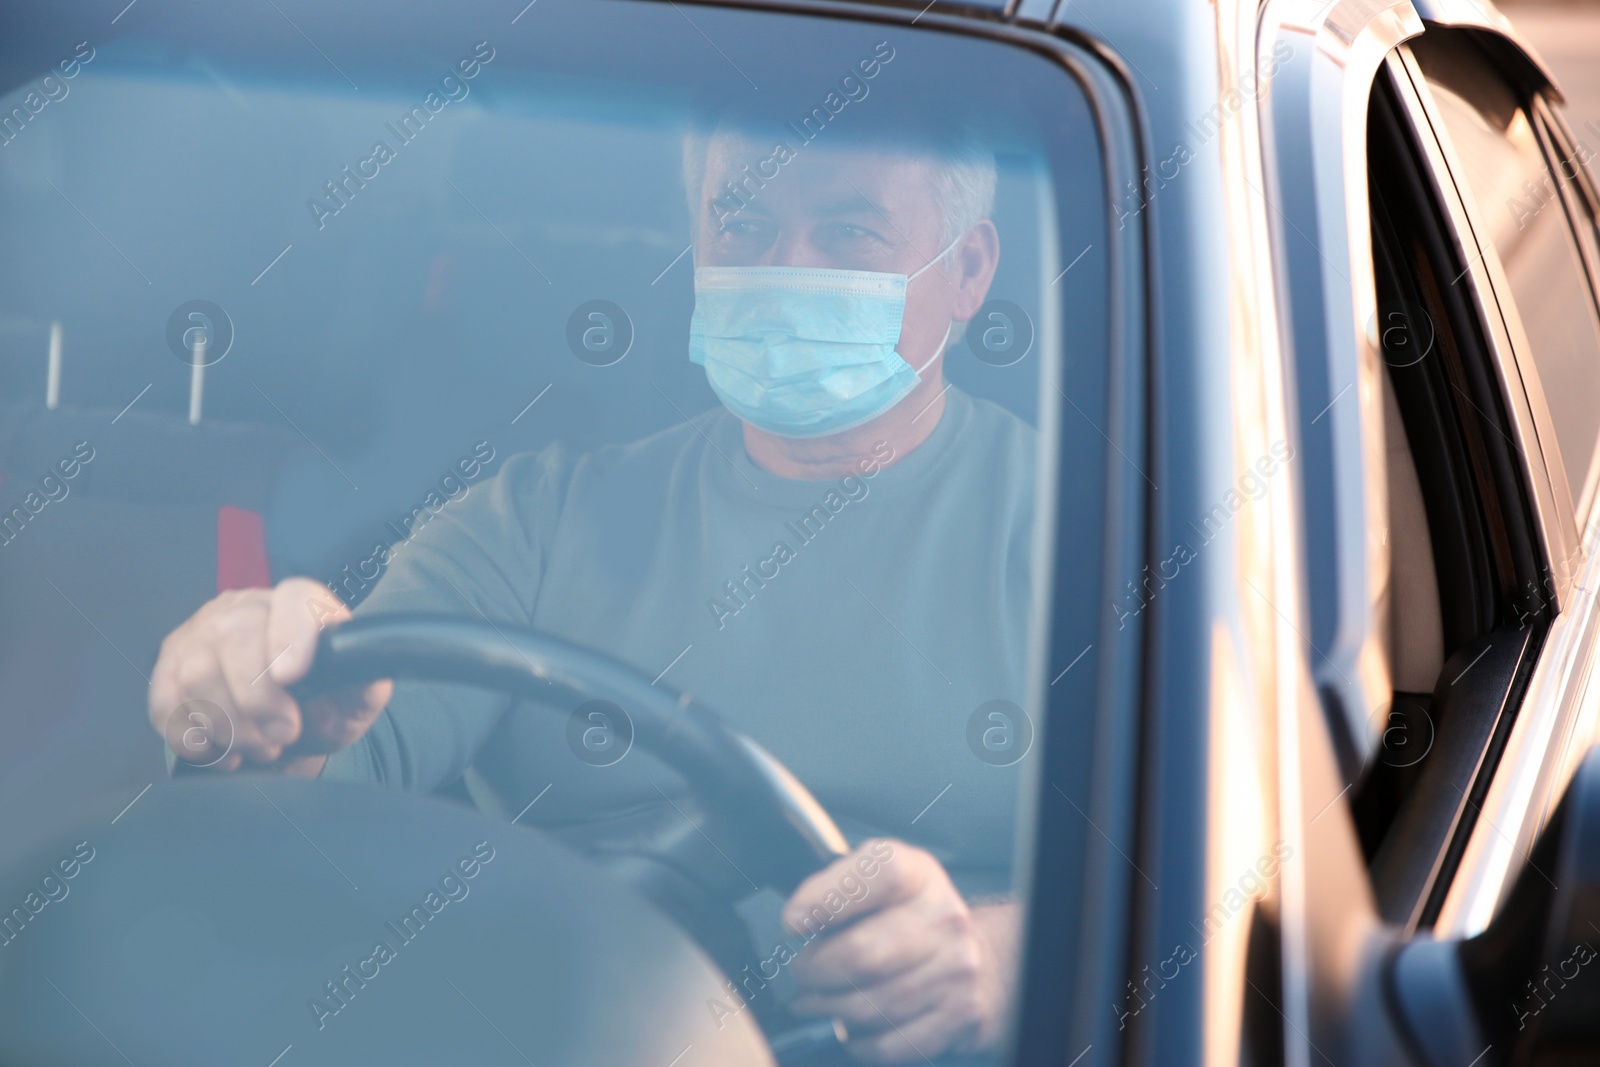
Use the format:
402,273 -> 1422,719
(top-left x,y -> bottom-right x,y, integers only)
689,236 -> 962,438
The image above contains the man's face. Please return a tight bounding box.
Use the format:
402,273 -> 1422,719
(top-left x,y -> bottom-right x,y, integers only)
694,131 -> 994,380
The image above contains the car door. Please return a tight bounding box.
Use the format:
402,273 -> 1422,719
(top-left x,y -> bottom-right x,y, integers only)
1391,23 -> 1600,939
1303,20 -> 1600,1067
1382,30 -> 1600,1064
1347,33 -> 1561,942
1257,5 -> 1600,1063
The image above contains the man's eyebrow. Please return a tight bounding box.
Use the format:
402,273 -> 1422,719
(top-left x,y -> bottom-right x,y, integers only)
816,191 -> 894,221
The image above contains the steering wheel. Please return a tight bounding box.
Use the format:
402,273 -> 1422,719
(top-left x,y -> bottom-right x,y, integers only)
292,614 -> 853,1034
294,613 -> 851,893
310,614 -> 864,1049
0,614 -> 853,1067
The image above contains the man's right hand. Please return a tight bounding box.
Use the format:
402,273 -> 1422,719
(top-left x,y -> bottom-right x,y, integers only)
147,577 -> 393,775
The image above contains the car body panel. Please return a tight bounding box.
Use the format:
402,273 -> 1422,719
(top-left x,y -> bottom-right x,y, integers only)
1050,0 -> 1586,1061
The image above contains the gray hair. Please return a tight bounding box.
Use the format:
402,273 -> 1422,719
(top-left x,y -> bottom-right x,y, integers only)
926,126 -> 997,255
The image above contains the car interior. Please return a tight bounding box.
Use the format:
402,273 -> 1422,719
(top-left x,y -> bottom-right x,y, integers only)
0,32 -> 1083,827
0,11 -> 1128,1060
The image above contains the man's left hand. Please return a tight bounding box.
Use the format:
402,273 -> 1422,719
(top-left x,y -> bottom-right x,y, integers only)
782,839 -> 1018,1063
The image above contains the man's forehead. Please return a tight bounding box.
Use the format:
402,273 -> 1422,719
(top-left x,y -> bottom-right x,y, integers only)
705,129 -> 935,172
702,132 -> 938,208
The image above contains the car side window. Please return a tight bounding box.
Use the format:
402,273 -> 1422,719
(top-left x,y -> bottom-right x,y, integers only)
1350,55 -> 1549,931
1410,32 -> 1600,518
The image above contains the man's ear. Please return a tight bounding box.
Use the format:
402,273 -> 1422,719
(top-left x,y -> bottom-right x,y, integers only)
951,219 -> 1000,323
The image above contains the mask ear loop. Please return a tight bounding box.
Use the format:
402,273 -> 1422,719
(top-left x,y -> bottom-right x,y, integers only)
905,232 -> 966,377
911,321 -> 957,377
906,231 -> 968,283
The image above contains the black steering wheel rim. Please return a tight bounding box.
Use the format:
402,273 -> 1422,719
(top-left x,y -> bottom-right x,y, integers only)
291,612 -> 849,894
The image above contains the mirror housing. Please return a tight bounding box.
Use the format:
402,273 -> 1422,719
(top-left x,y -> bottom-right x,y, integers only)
1392,744 -> 1600,1065
1459,741 -> 1600,1062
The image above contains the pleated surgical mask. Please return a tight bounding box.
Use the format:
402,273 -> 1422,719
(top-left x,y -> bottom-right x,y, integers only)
689,234 -> 962,438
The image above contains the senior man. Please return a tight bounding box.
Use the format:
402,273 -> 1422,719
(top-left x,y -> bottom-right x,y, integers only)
149,110 -> 1035,1064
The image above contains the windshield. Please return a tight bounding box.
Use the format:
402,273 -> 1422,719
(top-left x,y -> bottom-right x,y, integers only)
0,3 -> 1112,1064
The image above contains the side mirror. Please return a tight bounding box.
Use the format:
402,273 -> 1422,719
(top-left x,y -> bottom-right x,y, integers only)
1391,744 -> 1600,1065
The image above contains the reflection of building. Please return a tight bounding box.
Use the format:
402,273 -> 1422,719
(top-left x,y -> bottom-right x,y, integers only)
1499,2 -> 1600,140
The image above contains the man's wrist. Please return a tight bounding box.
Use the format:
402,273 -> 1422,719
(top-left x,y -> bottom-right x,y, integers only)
968,897 -> 1023,1052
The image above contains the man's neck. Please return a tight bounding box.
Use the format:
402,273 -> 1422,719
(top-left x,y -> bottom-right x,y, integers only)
741,372 -> 949,480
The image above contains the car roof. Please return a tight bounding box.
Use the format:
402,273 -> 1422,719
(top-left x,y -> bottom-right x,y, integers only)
0,0 -> 1558,103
